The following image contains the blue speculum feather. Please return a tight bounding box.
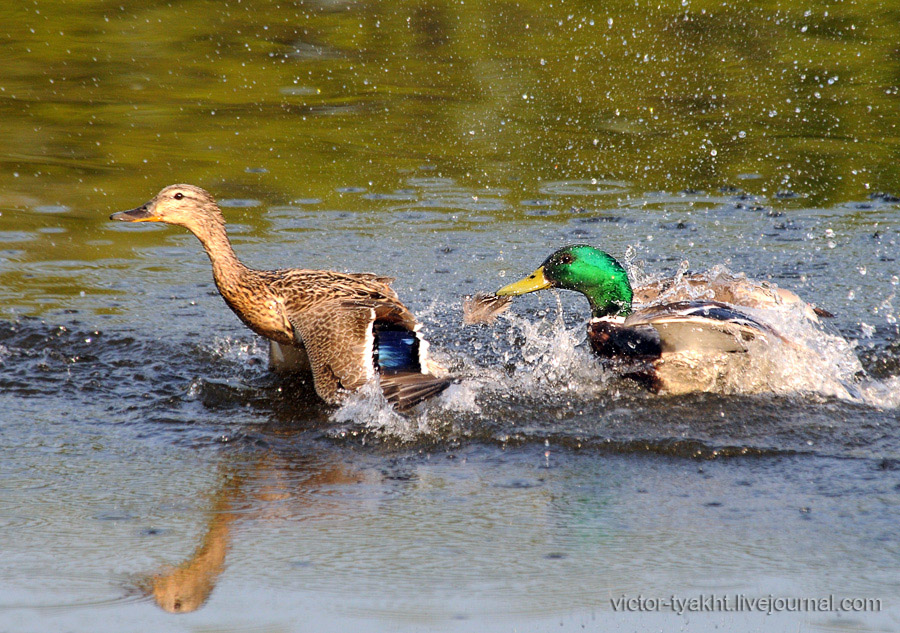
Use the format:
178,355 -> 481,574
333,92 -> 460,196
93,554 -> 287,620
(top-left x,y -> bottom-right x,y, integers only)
374,325 -> 421,373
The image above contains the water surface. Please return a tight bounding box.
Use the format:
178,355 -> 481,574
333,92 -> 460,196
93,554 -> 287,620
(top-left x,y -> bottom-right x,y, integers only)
1,1 -> 899,631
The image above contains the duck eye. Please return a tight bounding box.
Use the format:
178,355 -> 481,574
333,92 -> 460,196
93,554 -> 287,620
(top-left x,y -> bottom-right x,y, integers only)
173,192 -> 184,200
559,254 -> 574,265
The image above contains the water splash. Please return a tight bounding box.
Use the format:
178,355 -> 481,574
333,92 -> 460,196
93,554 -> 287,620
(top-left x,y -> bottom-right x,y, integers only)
502,309 -> 601,395
330,380 -> 436,442
632,266 -> 900,406
438,382 -> 481,414
445,295 -> 611,409
623,265 -> 871,399
448,267 -> 897,410
858,376 -> 900,409
206,337 -> 267,367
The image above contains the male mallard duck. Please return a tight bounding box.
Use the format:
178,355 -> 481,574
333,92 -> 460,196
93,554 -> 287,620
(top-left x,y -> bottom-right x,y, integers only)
111,184 -> 450,409
493,244 -> 827,394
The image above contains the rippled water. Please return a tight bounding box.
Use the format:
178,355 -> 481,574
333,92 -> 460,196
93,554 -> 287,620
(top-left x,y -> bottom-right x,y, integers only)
2,1 -> 900,632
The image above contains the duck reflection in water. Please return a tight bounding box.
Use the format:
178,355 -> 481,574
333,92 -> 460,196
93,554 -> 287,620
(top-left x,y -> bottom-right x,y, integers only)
137,452 -> 362,613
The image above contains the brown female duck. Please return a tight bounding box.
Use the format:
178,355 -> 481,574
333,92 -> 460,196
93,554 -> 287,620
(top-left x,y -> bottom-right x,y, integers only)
111,184 -> 450,409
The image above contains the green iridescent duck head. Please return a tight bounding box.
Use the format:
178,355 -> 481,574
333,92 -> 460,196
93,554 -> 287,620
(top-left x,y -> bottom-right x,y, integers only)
496,244 -> 634,318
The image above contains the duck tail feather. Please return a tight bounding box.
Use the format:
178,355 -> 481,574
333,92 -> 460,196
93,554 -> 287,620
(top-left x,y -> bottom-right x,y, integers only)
380,372 -> 452,410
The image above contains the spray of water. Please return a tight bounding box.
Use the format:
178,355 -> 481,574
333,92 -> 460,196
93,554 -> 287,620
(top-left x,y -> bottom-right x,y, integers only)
456,266 -> 898,410
208,276 -> 898,442
207,336 -> 268,368
330,379 -> 418,440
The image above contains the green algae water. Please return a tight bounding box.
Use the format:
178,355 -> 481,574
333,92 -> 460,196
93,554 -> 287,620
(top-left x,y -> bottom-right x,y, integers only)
1,1 -> 899,631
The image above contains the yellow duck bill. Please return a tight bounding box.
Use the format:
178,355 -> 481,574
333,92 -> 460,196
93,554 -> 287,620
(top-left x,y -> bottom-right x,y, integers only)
495,266 -> 552,296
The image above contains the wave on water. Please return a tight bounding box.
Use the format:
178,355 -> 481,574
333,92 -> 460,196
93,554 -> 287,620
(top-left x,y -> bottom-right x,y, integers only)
3,301 -> 893,450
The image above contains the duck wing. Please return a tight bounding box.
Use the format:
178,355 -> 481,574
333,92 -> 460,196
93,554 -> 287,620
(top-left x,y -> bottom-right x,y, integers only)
634,273 -> 832,320
623,300 -> 779,354
288,300 -> 377,404
345,272 -> 397,286
288,298 -> 450,410
379,371 -> 453,411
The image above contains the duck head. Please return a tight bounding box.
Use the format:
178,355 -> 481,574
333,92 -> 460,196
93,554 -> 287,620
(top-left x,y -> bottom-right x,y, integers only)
110,184 -> 225,235
496,244 -> 634,318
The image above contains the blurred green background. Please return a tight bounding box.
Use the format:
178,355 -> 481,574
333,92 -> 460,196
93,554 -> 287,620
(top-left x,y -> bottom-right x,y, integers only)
1,0 -> 898,212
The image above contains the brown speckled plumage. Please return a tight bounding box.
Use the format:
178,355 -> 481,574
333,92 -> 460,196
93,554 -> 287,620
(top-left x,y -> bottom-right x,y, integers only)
111,184 -> 449,409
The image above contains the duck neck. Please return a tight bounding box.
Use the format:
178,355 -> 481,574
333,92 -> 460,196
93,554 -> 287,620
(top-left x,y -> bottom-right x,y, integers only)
191,219 -> 253,294
584,288 -> 633,319
578,270 -> 634,319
